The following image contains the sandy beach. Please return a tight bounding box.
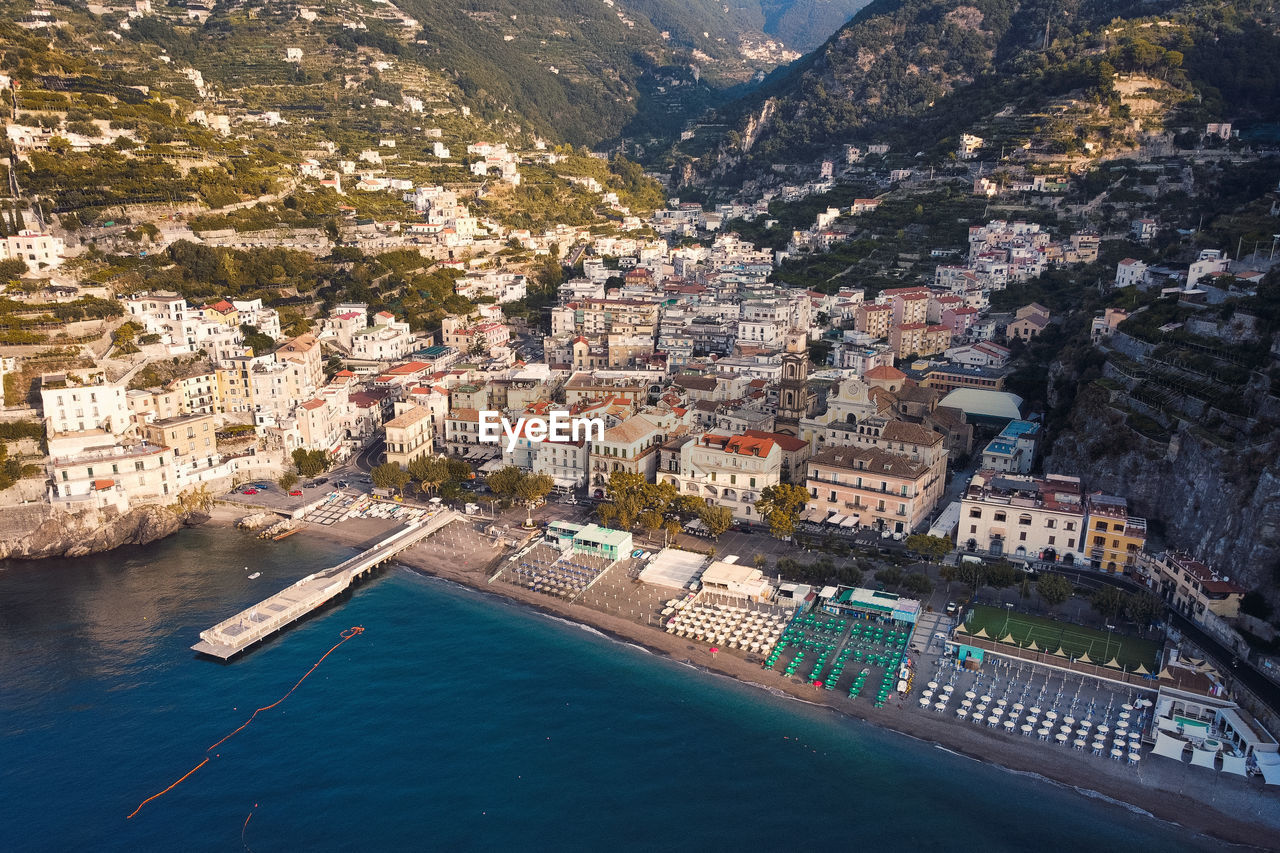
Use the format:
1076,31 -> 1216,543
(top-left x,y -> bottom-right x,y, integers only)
215,509 -> 1280,851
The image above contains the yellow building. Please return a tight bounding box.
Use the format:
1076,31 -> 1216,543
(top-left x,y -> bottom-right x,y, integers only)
385,404 -> 434,468
177,372 -> 221,415
1084,492 -> 1146,573
216,359 -> 255,414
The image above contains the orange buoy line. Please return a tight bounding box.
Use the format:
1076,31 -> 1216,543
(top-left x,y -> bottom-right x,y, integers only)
208,626 -> 365,752
241,804 -> 257,852
126,627 -> 365,820
125,758 -> 210,820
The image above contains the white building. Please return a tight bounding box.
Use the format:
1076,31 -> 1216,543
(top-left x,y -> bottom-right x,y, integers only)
663,432 -> 782,522
352,312 -> 414,361
958,471 -> 1085,562
1,230 -> 66,273
41,370 -> 131,438
1115,258 -> 1148,289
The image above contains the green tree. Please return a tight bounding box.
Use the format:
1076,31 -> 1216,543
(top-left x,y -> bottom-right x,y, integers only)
905,534 -> 952,562
600,470 -> 648,529
241,324 -> 276,355
485,465 -> 524,498
754,483 -> 810,539
278,471 -> 298,491
1037,574 -> 1074,609
514,471 -> 554,522
902,572 -> 934,597
984,562 -> 1022,589
1124,591 -> 1164,627
371,461 -> 410,494
1091,586 -> 1128,622
956,559 -> 987,591
875,566 -> 904,587
698,504 -> 734,538
291,447 -> 328,477
408,455 -> 449,495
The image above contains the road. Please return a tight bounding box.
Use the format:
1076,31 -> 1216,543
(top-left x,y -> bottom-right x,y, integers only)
354,436 -> 385,473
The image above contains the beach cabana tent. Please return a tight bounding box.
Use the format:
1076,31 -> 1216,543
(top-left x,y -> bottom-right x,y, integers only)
1221,754 -> 1248,776
1152,732 -> 1189,762
1256,753 -> 1280,785
1190,747 -> 1218,770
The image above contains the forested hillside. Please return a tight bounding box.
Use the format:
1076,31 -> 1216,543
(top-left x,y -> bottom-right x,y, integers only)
695,0 -> 1280,183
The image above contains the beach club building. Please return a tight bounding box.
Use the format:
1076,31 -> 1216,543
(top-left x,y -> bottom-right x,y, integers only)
820,586 -> 921,628
545,521 -> 632,563
699,560 -> 773,602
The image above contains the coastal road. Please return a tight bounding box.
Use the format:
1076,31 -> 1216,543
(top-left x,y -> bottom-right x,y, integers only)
354,437 -> 385,473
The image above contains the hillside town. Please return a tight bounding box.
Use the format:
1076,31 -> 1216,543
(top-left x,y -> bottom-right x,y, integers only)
5,0 -> 1280,842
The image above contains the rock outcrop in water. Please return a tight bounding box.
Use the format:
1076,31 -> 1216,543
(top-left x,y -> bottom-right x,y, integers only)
0,503 -> 186,560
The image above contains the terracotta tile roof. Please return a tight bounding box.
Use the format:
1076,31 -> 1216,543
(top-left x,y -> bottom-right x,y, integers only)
865,365 -> 906,381
809,445 -> 929,479
881,420 -> 943,446
742,429 -> 807,452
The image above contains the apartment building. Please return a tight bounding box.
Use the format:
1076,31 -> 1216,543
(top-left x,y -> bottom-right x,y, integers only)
1134,551 -> 1245,619
980,419 -> 1039,474
1084,492 -> 1147,573
274,333 -> 323,390
805,444 -> 939,534
588,412 -> 674,493
384,404 -> 434,468
959,472 -> 1085,562
142,412 -> 219,475
352,313 -> 414,361
667,432 -> 782,522
40,370 -> 131,438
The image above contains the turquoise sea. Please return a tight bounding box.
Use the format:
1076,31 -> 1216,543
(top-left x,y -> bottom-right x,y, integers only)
0,527 -> 1218,851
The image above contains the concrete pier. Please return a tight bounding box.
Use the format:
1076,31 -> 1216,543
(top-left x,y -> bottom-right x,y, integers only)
193,509 -> 460,659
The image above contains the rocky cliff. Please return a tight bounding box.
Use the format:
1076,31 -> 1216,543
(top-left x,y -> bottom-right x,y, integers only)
0,503 -> 187,560
1046,385 -> 1280,594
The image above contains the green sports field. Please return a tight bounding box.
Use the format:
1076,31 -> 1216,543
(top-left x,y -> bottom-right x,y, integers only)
961,605 -> 1160,673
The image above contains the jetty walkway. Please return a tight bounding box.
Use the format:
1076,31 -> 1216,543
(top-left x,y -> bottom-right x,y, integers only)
193,509 -> 461,659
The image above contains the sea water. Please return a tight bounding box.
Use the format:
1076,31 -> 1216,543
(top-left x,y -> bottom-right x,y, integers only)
0,527 -> 1219,851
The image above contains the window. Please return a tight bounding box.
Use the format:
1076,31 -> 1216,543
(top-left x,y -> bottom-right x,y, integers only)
1018,514 -> 1032,526
829,491 -> 836,502
993,512 -> 1006,523
970,525 -> 977,534
1068,538 -> 1075,549
1019,532 -> 1027,541
1048,536 -> 1055,545
1095,521 -> 1108,531
1093,536 -> 1105,547
1045,519 -> 1056,529
969,508 -> 982,518
1065,522 -> 1076,531
750,477 -> 756,488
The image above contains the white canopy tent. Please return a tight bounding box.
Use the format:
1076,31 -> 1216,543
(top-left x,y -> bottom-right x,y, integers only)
1255,752 -> 1280,785
827,514 -> 846,526
1190,747 -> 1218,770
1152,732 -> 1189,762
1220,754 -> 1248,776
839,515 -> 858,528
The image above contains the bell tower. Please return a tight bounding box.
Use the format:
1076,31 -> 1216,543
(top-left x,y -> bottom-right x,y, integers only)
775,330 -> 811,436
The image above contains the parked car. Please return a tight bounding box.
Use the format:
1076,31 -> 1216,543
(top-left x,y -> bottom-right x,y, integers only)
289,489 -> 303,497
243,488 -> 258,495
335,480 -> 349,489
